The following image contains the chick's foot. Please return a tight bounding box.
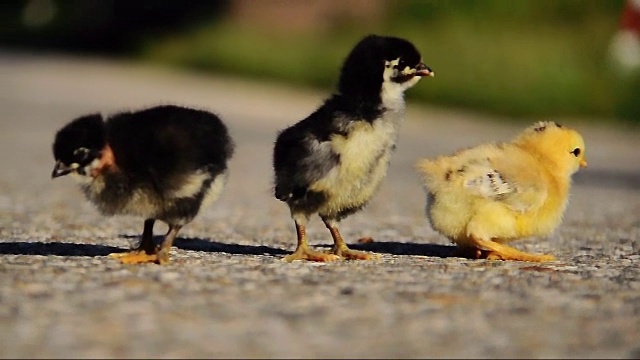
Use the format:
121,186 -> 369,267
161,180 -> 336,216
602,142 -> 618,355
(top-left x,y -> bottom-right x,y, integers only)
331,245 -> 380,260
108,219 -> 163,264
484,249 -> 556,262
283,243 -> 340,262
108,250 -> 160,264
462,236 -> 556,262
323,221 -> 378,261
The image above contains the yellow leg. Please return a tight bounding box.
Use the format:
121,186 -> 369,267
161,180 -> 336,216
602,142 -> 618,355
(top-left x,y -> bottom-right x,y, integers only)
465,236 -> 556,262
155,225 -> 182,265
283,221 -> 340,262
323,219 -> 379,261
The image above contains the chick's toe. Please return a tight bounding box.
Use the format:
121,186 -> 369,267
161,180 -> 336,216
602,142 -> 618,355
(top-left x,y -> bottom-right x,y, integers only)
324,220 -> 378,260
484,249 -> 556,262
283,222 -> 340,262
330,246 -> 380,260
283,247 -> 340,263
468,236 -> 556,262
108,250 -> 160,264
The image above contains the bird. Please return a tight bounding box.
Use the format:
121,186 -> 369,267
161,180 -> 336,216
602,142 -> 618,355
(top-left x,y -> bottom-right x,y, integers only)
415,121 -> 587,262
51,105 -> 235,264
273,34 -> 434,262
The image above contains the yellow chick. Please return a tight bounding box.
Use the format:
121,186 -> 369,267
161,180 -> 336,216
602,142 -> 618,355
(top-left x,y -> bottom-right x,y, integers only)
415,121 -> 587,262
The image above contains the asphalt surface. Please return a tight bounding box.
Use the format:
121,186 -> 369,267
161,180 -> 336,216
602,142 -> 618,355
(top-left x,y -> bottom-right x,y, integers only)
1,51 -> 639,359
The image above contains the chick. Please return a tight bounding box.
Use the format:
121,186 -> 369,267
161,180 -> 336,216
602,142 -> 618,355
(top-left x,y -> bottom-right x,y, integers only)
415,121 -> 587,262
52,105 -> 234,264
273,34 -> 434,262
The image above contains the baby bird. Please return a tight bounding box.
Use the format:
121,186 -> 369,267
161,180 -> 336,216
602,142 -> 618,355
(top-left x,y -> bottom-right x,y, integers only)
273,34 -> 434,262
415,121 -> 587,262
52,105 -> 234,264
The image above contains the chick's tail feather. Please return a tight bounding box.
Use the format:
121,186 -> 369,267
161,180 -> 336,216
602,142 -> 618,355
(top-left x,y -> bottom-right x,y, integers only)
415,158 -> 442,189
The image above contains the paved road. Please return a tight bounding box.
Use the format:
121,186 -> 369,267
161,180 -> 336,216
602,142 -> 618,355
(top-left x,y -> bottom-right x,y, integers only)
1,52 -> 639,358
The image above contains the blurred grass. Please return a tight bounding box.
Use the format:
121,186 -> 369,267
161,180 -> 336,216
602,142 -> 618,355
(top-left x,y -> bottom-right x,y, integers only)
138,0 -> 638,123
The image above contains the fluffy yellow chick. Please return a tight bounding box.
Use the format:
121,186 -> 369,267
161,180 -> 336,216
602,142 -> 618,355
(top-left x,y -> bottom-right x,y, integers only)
415,121 -> 587,262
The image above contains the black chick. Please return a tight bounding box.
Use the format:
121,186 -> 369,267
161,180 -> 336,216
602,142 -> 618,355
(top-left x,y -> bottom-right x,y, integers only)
273,34 -> 434,262
52,105 -> 234,264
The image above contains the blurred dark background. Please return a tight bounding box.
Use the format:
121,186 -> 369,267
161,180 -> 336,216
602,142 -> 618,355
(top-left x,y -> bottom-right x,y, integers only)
0,1 -> 230,53
1,0 -> 639,124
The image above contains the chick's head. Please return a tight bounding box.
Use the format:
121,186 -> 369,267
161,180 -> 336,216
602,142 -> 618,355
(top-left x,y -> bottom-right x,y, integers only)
52,114 -> 107,179
514,121 -> 587,177
338,34 -> 434,102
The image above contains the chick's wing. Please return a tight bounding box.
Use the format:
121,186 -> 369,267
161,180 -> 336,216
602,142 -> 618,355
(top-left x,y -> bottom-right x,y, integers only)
456,144 -> 548,214
274,126 -> 340,202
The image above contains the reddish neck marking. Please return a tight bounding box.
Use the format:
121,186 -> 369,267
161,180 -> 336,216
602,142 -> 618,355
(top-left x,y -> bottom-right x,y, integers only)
91,144 -> 116,177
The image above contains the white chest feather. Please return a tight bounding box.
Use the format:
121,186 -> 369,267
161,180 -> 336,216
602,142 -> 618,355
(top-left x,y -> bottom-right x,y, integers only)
311,111 -> 403,215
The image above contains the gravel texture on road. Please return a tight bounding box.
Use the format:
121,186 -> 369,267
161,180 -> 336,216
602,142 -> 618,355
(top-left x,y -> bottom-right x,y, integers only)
1,52 -> 639,359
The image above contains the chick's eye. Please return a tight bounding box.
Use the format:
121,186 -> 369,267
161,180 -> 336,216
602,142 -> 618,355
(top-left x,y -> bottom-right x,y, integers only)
73,147 -> 90,160
571,148 -> 581,157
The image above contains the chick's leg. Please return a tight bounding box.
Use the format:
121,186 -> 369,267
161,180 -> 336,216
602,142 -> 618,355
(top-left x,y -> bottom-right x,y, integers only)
466,236 -> 556,262
283,217 -> 339,262
322,218 -> 379,261
462,212 -> 555,262
109,219 -> 159,264
155,224 -> 182,265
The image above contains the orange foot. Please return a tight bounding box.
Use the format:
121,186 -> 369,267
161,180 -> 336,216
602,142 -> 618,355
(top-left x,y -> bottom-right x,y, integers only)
283,246 -> 340,262
454,245 -> 555,262
460,236 -> 557,263
332,246 -> 380,261
108,250 -> 160,264
484,250 -> 556,262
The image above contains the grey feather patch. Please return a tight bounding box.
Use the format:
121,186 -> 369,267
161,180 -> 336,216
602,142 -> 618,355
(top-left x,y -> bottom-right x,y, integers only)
300,138 -> 340,184
534,124 -> 547,132
532,121 -> 561,133
465,169 -> 514,198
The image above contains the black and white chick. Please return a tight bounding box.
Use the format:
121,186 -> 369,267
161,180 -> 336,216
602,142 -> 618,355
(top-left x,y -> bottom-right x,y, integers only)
52,105 -> 234,264
273,34 -> 434,262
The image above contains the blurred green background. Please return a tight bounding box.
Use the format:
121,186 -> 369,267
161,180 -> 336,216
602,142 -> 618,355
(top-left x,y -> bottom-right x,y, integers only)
1,0 -> 639,124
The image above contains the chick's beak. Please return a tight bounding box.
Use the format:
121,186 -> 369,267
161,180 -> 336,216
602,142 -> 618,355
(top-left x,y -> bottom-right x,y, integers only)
415,62 -> 434,77
579,158 -> 588,168
51,161 -> 75,179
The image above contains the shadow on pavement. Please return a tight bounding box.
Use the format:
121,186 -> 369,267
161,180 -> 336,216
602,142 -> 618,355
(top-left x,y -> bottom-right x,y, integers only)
125,235 -> 458,258
0,241 -> 122,256
119,235 -> 290,257
320,241 -> 458,258
0,238 -> 458,258
174,237 -> 290,256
